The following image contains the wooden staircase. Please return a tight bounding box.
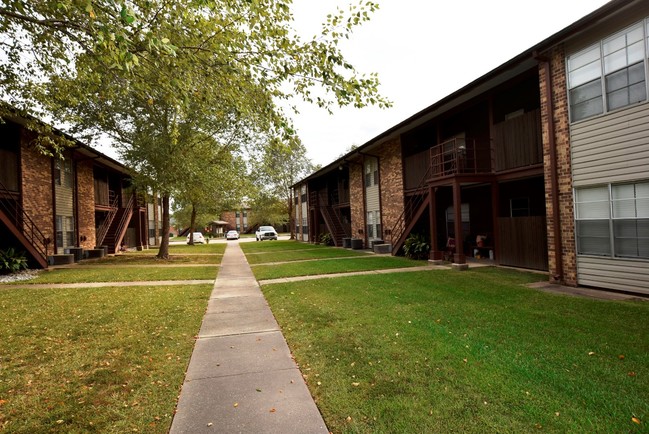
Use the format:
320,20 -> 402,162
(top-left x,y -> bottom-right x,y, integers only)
320,205 -> 348,246
102,194 -> 135,253
390,166 -> 433,255
0,181 -> 49,268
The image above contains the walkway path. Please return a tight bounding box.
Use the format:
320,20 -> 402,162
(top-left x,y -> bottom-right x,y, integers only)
169,242 -> 329,434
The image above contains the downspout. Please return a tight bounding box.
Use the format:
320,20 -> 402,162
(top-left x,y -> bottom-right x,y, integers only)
536,52 -> 563,283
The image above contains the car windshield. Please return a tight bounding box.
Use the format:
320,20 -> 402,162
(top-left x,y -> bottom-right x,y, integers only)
259,226 -> 274,231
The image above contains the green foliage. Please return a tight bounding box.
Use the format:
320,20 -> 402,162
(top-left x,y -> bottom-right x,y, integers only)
402,233 -> 430,260
0,247 -> 28,274
0,0 -> 391,258
320,232 -> 334,246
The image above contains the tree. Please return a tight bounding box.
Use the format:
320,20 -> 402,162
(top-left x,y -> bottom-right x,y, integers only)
0,0 -> 392,258
252,135 -> 314,239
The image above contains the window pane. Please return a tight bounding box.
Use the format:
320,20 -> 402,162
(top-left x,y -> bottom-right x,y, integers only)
614,219 -> 649,258
607,88 -> 629,111
628,40 -> 644,64
613,199 -> 636,218
629,81 -> 647,104
629,62 -> 646,84
612,183 -> 635,199
606,68 -> 628,92
569,60 -> 602,88
570,79 -> 603,104
604,49 -> 626,74
577,220 -> 611,255
569,44 -> 600,72
571,98 -> 604,121
603,34 -> 625,56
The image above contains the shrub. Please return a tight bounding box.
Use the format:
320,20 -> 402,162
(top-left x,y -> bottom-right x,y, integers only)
0,248 -> 29,274
320,233 -> 334,246
403,233 -> 430,260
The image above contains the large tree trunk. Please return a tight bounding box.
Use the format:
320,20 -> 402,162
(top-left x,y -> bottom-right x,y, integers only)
288,196 -> 295,240
188,204 -> 197,245
157,193 -> 171,259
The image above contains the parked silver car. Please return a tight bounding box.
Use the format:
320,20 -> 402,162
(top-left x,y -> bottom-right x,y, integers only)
255,226 -> 278,241
186,232 -> 206,244
226,230 -> 240,240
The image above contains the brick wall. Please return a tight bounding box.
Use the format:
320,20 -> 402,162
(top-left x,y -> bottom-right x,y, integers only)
539,44 -> 577,285
349,162 -> 365,239
76,160 -> 96,249
377,139 -> 404,243
20,132 -> 54,246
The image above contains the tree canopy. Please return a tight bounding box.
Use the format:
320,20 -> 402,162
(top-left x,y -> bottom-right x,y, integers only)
0,0 -> 391,257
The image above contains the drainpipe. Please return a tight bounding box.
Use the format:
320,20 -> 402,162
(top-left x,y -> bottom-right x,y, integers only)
536,52 -> 563,283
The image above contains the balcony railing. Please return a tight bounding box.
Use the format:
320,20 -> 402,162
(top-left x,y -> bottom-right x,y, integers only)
430,137 -> 491,177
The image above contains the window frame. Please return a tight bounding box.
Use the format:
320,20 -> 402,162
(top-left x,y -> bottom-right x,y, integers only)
574,182 -> 649,260
567,19 -> 649,123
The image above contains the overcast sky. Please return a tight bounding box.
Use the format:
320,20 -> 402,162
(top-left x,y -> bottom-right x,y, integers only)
287,0 -> 611,167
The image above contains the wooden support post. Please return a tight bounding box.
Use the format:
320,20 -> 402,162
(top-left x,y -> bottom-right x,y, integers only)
453,180 -> 466,264
491,180 -> 499,263
429,186 -> 442,261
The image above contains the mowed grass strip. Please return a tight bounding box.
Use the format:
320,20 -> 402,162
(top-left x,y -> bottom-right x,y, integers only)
3,265 -> 218,284
251,255 -> 423,281
240,240 -> 331,254
246,247 -> 370,265
78,254 -> 222,266
262,268 -> 649,433
0,284 -> 212,433
129,243 -> 226,255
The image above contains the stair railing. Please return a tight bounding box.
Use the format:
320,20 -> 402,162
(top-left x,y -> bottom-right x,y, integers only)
111,193 -> 135,249
0,180 -> 49,262
95,194 -> 120,246
389,164 -> 433,251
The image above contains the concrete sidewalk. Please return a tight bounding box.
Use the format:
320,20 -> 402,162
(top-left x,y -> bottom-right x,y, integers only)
169,243 -> 328,434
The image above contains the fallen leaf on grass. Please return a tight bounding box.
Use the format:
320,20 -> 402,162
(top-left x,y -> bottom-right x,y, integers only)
632,417 -> 641,424
588,351 -> 595,356
628,371 -> 637,377
0,400 -> 7,406
352,382 -> 360,387
619,354 -> 625,360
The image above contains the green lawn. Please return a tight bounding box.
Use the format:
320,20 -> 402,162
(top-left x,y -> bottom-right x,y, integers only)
79,253 -> 222,265
246,248 -> 370,265
240,239 -> 330,254
130,243 -> 226,255
3,265 -> 218,284
0,284 -> 212,433
262,268 -> 649,433
251,256 -> 423,280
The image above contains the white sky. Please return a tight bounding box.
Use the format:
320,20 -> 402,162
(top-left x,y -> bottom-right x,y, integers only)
287,0 -> 611,167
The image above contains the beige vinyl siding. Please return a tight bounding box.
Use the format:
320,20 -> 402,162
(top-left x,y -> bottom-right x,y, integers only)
55,184 -> 75,254
571,102 -> 649,186
577,256 -> 649,294
366,185 -> 380,213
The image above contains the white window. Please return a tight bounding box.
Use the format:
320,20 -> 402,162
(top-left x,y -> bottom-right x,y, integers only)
568,20 -> 648,122
365,157 -> 378,188
575,182 -> 649,258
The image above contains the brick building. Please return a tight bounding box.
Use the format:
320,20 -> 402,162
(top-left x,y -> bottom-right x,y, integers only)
0,109 -> 151,268
220,208 -> 252,233
293,0 -> 649,295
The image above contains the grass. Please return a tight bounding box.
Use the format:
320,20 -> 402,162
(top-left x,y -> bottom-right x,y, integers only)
3,265 -> 218,284
240,239 -> 330,254
262,267 -> 649,433
251,256 -> 423,281
245,248 -> 370,265
130,243 -> 226,255
78,254 -> 222,266
0,284 -> 212,433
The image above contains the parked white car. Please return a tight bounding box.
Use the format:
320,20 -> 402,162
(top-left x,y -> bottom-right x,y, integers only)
186,232 -> 206,244
226,230 -> 240,240
255,226 -> 278,241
